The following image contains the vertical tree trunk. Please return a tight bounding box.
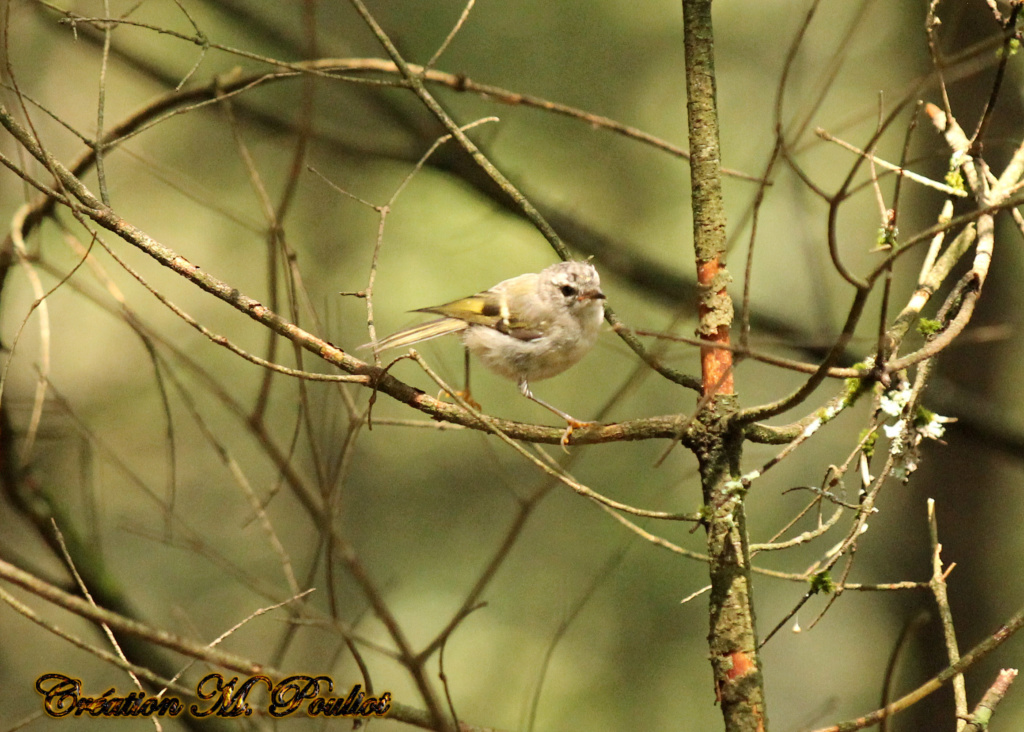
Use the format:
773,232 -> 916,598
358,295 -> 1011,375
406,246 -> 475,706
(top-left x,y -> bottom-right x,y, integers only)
681,1 -> 767,729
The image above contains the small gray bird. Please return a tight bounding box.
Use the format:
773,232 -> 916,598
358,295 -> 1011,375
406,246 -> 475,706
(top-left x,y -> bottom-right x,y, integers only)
371,261 -> 606,441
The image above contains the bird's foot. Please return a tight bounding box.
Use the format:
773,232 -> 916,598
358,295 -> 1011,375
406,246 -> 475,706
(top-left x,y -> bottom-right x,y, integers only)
438,388 -> 481,411
559,418 -> 596,450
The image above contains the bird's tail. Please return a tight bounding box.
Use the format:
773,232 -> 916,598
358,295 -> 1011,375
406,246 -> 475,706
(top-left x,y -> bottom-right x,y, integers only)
363,318 -> 468,353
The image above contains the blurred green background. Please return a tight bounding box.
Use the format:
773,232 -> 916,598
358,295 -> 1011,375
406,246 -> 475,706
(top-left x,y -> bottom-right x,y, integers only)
1,1 -> 1022,730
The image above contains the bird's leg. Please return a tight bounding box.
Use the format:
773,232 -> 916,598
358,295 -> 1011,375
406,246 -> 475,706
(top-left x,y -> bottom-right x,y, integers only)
518,380 -> 594,447
435,348 -> 481,409
453,347 -> 481,410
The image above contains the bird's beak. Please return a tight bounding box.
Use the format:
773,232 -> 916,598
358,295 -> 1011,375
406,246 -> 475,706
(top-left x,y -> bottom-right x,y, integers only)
581,289 -> 606,302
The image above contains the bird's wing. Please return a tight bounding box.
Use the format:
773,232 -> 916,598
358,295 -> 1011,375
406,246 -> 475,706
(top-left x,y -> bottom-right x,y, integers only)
417,293 -> 545,341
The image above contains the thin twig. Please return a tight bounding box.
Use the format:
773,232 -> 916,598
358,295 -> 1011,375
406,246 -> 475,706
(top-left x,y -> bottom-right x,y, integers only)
962,668 -> 1019,732
928,499 -> 968,727
816,127 -> 967,197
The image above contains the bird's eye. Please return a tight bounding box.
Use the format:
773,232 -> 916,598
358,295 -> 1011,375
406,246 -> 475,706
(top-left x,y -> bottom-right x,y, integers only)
559,284 -> 577,298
